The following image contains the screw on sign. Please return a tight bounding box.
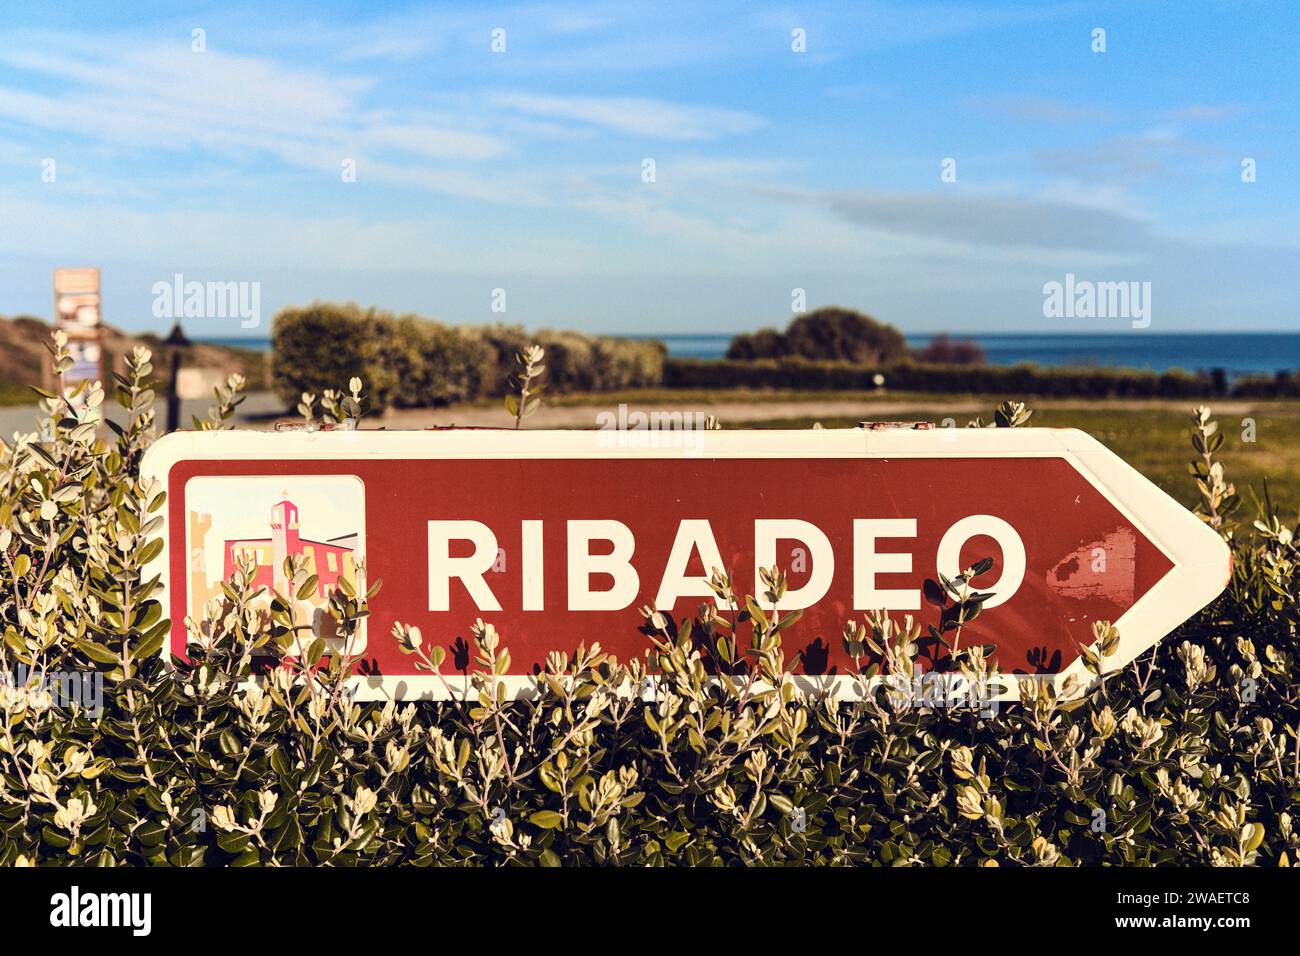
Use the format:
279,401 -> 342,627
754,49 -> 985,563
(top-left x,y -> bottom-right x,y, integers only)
141,427 -> 1231,700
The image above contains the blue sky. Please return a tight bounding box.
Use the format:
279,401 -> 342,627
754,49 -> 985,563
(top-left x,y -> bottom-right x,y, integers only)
0,0 -> 1296,336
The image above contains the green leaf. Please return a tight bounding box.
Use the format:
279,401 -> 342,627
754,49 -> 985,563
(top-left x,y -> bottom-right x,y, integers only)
70,636 -> 119,664
305,637 -> 326,667
923,579 -> 946,606
217,831 -> 251,854
529,810 -> 564,830
1243,823 -> 1265,853
131,621 -> 169,661
137,538 -> 164,565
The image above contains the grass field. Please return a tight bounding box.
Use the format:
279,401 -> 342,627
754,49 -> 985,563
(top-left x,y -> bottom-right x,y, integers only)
737,401 -> 1300,515
541,387 -> 1300,511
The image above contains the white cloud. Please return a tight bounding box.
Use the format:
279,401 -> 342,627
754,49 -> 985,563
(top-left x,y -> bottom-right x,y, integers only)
339,34 -> 440,63
0,32 -> 528,204
362,125 -> 506,160
758,186 -> 1156,253
1035,129 -> 1227,181
491,92 -> 763,140
964,95 -> 1116,125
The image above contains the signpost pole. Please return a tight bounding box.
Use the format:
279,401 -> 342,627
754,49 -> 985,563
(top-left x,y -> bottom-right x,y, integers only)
163,322 -> 191,433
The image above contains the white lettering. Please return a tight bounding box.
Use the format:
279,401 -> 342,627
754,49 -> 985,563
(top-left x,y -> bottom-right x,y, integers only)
428,521 -> 502,611
754,519 -> 833,609
654,519 -> 725,610
853,519 -> 919,610
567,520 -> 640,611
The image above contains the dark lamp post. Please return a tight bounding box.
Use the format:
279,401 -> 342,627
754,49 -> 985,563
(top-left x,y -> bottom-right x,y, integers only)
164,321 -> 191,433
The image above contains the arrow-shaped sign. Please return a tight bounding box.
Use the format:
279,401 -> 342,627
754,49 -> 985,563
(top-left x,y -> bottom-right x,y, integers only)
142,427 -> 1231,699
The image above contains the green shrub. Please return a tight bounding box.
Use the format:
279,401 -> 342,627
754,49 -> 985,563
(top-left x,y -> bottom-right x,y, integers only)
530,329 -> 599,392
376,316 -> 493,409
271,302 -> 393,410
912,333 -> 986,366
726,307 -> 908,364
2,340 -> 1298,866
593,336 -> 668,391
272,306 -> 665,412
468,324 -> 532,397
474,325 -> 665,395
726,327 -> 788,360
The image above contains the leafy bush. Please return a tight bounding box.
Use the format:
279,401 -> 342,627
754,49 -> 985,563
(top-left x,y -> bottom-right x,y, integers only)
727,307 -> 908,365
913,333 -> 986,366
377,316 -> 493,409
2,337 -> 1298,866
272,304 -> 665,412
271,302 -> 393,410
471,325 -> 665,396
725,327 -> 788,360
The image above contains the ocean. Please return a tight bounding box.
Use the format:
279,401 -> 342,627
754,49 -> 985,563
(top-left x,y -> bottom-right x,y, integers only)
198,331 -> 1300,377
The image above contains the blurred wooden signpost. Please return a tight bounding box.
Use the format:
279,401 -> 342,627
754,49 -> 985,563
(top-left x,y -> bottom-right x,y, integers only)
50,267 -> 104,395
142,427 -> 1231,701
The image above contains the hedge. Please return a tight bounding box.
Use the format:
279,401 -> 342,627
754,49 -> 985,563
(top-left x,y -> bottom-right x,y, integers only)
271,302 -> 666,411
664,357 -> 1300,399
2,340 -> 1298,866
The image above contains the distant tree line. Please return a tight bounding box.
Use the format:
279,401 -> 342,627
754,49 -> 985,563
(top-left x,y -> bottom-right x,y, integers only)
726,307 -> 985,366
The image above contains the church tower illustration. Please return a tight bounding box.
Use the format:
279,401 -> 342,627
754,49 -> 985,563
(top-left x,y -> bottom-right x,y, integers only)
222,494 -> 357,599
270,497 -> 299,594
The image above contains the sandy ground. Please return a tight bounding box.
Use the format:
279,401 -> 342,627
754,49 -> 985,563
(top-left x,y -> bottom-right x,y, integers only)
0,390 -> 1273,436
372,398 -> 995,429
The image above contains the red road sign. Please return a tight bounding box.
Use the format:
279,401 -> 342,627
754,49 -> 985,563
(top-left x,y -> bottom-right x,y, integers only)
142,428 -> 1231,699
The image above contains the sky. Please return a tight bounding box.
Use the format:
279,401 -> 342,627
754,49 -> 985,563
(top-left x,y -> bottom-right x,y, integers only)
0,0 -> 1296,338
